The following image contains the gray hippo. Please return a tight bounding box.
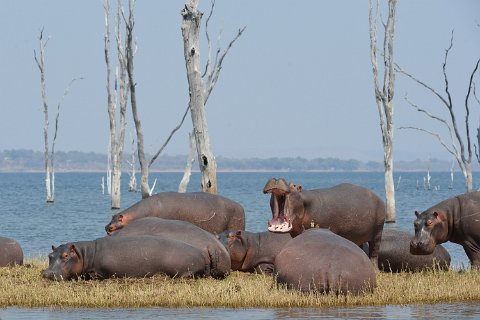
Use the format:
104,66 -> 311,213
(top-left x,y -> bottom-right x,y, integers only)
274,228 -> 376,295
0,236 -> 23,267
410,191 -> 480,268
263,178 -> 385,266
105,192 -> 245,235
363,229 -> 450,272
111,217 -> 230,278
42,235 -> 215,281
217,230 -> 292,274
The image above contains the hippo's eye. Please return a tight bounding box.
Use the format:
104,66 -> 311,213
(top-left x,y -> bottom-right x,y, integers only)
426,220 -> 433,227
62,253 -> 69,259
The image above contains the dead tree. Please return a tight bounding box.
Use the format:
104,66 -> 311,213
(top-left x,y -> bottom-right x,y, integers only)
34,30 -> 80,203
181,0 -> 245,193
104,0 -> 128,209
123,0 -> 151,199
397,31 -> 480,192
369,0 -> 397,222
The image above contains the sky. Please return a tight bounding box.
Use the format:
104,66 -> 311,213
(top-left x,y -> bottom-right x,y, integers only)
0,1 -> 479,163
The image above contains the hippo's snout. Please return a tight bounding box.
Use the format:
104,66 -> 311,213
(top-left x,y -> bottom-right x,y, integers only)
41,269 -> 56,280
410,239 -> 434,255
105,224 -> 115,235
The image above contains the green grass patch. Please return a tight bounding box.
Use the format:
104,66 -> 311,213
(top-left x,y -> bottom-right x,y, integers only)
1,259 -> 480,308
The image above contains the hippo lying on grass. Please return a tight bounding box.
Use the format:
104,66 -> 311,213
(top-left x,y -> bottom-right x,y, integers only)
274,228 -> 376,295
363,229 -> 450,272
0,236 -> 23,267
105,192 -> 245,235
410,191 -> 480,268
42,235 -> 216,281
217,230 -> 292,274
263,178 -> 385,266
111,217 -> 231,278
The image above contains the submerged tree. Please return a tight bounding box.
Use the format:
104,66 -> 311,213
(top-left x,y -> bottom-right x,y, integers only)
397,31 -> 480,192
34,29 -> 80,203
369,0 -> 397,222
180,0 -> 245,193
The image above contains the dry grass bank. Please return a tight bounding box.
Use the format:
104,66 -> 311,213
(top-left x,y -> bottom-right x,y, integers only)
1,260 -> 479,308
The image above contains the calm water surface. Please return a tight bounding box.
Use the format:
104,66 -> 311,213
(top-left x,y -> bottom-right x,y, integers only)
0,171 -> 478,318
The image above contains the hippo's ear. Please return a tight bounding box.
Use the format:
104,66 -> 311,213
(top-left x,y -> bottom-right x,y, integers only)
296,185 -> 303,192
118,214 -> 124,222
433,212 -> 439,219
414,211 -> 420,217
51,245 -> 56,251
235,230 -> 242,237
68,244 -> 79,257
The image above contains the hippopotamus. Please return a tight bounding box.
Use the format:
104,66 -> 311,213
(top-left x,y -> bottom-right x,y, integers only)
410,191 -> 480,268
110,217 -> 230,278
362,229 -> 450,272
217,230 -> 292,274
42,235 -> 216,281
105,192 -> 245,235
263,178 -> 385,266
274,228 -> 376,295
0,236 -> 23,267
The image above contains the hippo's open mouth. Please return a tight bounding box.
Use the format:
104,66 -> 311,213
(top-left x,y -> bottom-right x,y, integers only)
264,178 -> 292,233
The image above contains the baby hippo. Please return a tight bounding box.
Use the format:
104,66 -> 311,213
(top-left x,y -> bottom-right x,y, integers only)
42,235 -> 213,281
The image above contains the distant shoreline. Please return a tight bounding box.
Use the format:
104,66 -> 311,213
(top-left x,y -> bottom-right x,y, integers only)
0,149 -> 476,173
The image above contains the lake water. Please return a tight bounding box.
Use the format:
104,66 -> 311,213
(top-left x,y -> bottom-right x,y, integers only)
0,171 -> 478,319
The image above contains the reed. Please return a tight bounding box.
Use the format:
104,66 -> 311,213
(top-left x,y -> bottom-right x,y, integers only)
1,260 -> 479,308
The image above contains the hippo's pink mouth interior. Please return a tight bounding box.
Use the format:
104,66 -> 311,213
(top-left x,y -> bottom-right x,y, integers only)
267,190 -> 292,233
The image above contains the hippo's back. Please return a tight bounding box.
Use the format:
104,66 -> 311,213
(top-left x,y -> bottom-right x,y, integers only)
124,192 -> 245,233
377,229 -> 450,272
0,236 -> 23,267
274,229 -> 376,295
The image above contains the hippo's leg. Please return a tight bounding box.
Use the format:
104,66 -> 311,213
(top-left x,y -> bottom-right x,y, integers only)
368,228 -> 383,269
462,241 -> 480,269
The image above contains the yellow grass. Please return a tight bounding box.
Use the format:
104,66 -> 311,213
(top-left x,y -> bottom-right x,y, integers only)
1,259 -> 480,308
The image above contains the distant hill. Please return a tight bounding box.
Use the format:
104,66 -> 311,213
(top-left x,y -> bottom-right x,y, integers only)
0,149 -> 471,172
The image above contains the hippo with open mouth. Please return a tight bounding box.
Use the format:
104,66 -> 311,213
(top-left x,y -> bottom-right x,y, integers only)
263,178 -> 385,266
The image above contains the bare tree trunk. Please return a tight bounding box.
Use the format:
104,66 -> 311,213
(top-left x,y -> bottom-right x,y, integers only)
34,30 -> 54,203
178,132 -> 196,193
104,0 -> 128,209
369,0 -> 397,222
125,0 -> 150,199
181,1 -> 217,193
179,0 -> 244,193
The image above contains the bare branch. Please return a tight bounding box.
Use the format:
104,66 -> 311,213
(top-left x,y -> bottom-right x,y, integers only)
473,81 -> 480,106
398,126 -> 457,157
395,63 -> 450,108
205,25 -> 246,103
149,104 -> 190,168
50,77 -> 83,174
202,0 -> 215,78
464,57 -> 480,163
404,94 -> 460,157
